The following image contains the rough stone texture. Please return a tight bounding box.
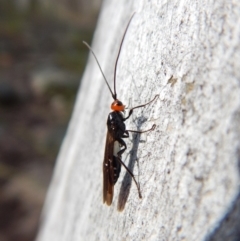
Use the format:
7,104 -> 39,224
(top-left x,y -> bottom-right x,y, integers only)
36,0 -> 240,240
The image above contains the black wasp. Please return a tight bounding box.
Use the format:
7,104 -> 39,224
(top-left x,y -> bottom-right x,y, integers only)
83,13 -> 158,205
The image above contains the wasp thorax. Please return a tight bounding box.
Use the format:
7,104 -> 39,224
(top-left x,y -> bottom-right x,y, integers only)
111,99 -> 125,111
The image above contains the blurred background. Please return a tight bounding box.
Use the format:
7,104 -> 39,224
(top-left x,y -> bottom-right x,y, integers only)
0,0 -> 102,240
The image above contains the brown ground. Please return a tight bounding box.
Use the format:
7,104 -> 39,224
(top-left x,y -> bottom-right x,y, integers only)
0,2 -> 99,241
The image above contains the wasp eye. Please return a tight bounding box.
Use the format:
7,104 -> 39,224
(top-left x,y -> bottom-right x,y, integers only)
116,101 -> 123,106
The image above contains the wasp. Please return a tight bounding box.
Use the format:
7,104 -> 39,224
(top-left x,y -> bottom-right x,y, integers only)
83,13 -> 158,205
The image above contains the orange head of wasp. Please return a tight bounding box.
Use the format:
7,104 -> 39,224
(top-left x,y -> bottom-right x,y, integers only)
111,99 -> 125,112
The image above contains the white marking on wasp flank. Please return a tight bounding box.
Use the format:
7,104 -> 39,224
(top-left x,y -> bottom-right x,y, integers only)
113,141 -> 120,157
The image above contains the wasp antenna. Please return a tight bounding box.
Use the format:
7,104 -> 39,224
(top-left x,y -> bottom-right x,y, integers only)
113,12 -> 136,100
83,41 -> 115,99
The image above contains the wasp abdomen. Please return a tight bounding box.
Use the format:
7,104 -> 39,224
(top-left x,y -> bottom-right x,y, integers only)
112,141 -> 122,184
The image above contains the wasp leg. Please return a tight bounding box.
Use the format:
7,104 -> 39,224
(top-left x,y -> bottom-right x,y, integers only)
117,138 -> 127,157
123,95 -> 159,121
116,156 -> 142,199
122,130 -> 129,138
127,124 -> 156,133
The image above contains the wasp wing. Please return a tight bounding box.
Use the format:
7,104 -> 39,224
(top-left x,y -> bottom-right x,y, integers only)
103,131 -> 115,205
